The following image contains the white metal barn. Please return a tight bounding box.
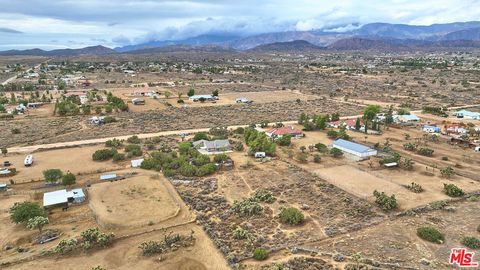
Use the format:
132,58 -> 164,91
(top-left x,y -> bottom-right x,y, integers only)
332,139 -> 377,160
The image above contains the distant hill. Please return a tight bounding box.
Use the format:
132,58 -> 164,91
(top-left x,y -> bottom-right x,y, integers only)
328,38 -> 406,51
115,34 -> 241,52
0,45 -> 116,56
351,21 -> 480,40
248,40 -> 324,52
442,27 -> 480,41
126,44 -> 237,54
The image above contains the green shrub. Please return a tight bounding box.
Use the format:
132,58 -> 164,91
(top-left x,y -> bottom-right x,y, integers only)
406,182 -> 424,193
193,132 -> 209,141
330,147 -> 343,158
232,198 -> 263,217
461,236 -> 480,249
105,138 -> 122,148
417,226 -> 444,244
373,190 -> 397,211
443,183 -> 464,197
125,144 -> 143,156
440,166 -> 455,178
403,142 -> 417,151
314,143 -> 327,153
112,153 -> 125,162
276,134 -> 292,146
233,226 -> 249,239
126,135 -> 141,144
213,153 -> 229,163
92,149 -> 117,161
252,189 -> 276,203
252,248 -> 268,260
313,154 -> 321,163
418,148 -> 434,157
279,207 -> 305,225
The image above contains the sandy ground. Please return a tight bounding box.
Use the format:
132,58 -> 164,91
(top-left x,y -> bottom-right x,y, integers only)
88,174 -> 183,228
2,145 -> 124,183
6,225 -> 229,270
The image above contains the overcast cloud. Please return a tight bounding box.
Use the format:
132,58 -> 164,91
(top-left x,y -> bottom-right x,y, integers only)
0,0 -> 479,50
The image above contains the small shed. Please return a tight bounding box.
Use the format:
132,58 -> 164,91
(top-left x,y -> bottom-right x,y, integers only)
131,159 -> 144,168
100,173 -> 117,181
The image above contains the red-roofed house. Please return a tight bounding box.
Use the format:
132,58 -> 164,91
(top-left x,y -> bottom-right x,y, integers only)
265,126 -> 304,139
328,119 -> 364,130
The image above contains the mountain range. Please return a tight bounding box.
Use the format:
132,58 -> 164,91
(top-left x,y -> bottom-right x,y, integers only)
2,21 -> 480,56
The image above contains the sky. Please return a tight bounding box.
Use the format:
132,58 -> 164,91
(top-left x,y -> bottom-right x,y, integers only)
0,0 -> 479,50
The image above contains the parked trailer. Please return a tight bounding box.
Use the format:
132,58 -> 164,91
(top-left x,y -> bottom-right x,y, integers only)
24,155 -> 33,167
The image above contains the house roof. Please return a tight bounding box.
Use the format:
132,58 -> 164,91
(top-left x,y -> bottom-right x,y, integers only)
189,95 -> 214,99
131,159 -> 144,168
100,174 -> 117,180
454,110 -> 480,117
193,140 -> 231,149
43,189 -> 85,207
43,190 -> 69,207
266,126 -> 303,136
329,119 -> 364,127
333,139 -> 374,153
398,114 -> 420,121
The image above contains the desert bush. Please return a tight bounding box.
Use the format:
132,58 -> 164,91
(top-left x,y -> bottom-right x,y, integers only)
252,189 -> 276,203
80,228 -> 115,250
313,154 -> 321,163
126,135 -> 141,144
406,182 -> 424,193
440,166 -> 455,178
112,153 -> 125,162
443,183 -> 464,197
125,144 -> 143,156
105,138 -> 122,148
139,240 -> 163,256
92,149 -> 117,161
253,248 -> 268,260
417,148 -> 434,157
232,198 -> 263,217
233,226 -> 250,240
373,190 -> 397,211
403,142 -> 418,151
279,207 -> 305,225
276,134 -> 292,146
314,143 -> 327,153
330,147 -> 343,158
461,236 -> 480,249
54,238 -> 79,254
213,153 -> 229,163
43,169 -> 63,183
417,226 -> 444,244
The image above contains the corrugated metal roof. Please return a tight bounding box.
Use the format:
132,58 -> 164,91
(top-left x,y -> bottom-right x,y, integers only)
333,139 -> 374,153
43,190 -> 69,207
100,174 -> 117,180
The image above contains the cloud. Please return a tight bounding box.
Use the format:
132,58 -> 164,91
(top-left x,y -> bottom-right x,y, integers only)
0,0 -> 479,49
0,27 -> 22,33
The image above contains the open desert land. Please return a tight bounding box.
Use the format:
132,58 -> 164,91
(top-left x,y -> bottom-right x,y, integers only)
1,49 -> 480,270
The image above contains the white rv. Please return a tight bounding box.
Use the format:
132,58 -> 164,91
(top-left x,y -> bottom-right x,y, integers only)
24,155 -> 33,167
